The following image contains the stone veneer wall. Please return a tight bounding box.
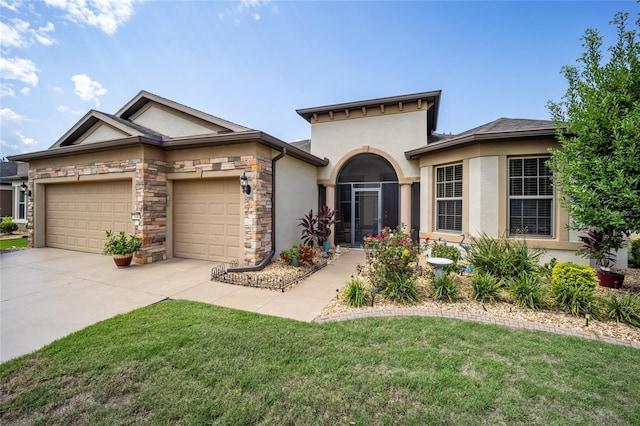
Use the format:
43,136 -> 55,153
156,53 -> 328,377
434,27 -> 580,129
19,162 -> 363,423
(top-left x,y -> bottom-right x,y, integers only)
28,152 -> 275,266
167,154 -> 274,266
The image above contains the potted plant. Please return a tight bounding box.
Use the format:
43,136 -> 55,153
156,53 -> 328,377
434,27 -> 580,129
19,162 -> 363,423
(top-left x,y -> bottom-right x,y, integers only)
279,244 -> 314,267
577,228 -> 625,288
102,230 -> 142,267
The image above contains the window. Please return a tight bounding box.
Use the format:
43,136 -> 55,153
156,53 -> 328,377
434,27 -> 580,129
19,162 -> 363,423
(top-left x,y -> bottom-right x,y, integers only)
14,183 -> 27,221
508,157 -> 553,237
436,163 -> 462,232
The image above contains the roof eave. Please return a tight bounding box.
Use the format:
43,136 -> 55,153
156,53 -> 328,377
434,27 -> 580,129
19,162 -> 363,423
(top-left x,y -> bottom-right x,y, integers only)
405,128 -> 558,159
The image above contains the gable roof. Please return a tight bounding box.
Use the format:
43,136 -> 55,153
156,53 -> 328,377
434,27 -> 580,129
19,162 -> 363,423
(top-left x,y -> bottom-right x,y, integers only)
297,90 -> 442,136
9,91 -> 329,167
117,90 -> 250,133
405,118 -> 558,159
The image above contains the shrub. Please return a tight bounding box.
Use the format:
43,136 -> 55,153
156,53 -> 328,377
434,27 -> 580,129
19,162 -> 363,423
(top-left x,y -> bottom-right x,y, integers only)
605,293 -> 640,327
341,277 -> 370,307
362,224 -> 419,292
384,273 -> 419,304
431,275 -> 459,302
102,230 -> 142,256
468,233 -> 543,279
629,239 -> 640,267
0,217 -> 19,234
551,262 -> 601,318
508,272 -> 547,310
471,271 -> 502,303
430,242 -> 462,274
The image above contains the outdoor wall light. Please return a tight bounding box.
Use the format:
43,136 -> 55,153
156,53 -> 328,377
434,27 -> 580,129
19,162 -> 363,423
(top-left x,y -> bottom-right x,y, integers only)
19,182 -> 31,197
240,172 -> 251,195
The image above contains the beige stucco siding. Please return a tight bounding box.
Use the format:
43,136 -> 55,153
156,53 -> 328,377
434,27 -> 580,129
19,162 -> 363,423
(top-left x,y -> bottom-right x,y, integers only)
80,123 -> 129,144
311,111 -> 426,182
132,104 -> 222,137
275,155 -> 318,255
468,156 -> 499,236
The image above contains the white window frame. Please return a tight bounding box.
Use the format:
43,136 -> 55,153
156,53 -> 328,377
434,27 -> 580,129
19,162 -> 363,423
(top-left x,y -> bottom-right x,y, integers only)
435,163 -> 463,232
508,156 -> 554,238
12,181 -> 27,223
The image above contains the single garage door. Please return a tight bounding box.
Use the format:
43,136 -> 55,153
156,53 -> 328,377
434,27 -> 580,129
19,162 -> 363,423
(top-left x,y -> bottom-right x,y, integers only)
173,178 -> 242,262
46,180 -> 133,253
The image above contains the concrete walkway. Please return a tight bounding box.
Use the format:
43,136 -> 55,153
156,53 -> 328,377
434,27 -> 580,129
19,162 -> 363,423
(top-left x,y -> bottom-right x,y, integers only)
0,248 -> 365,362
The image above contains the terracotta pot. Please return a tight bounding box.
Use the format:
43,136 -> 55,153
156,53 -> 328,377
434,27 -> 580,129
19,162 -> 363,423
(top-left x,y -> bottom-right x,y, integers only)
597,271 -> 624,289
112,254 -> 134,267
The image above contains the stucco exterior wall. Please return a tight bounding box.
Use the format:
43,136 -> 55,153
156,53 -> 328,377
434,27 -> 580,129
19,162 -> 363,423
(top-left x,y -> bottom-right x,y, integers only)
132,104 -> 223,137
468,156 -> 499,237
310,110 -> 426,183
80,123 -> 128,144
275,155 -> 318,255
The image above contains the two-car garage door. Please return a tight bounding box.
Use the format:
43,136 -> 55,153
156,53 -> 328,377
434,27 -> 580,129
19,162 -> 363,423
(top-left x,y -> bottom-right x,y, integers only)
46,181 -> 133,253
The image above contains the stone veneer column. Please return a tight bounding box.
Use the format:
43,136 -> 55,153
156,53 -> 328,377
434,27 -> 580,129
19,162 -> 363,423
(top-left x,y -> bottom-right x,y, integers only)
135,160 -> 167,264
243,156 -> 273,266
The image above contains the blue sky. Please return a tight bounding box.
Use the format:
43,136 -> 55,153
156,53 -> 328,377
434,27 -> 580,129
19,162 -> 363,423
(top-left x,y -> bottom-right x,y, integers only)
0,0 -> 636,157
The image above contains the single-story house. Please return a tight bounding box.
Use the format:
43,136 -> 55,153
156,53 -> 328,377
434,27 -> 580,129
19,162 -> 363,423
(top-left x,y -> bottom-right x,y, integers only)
10,90 -> 624,268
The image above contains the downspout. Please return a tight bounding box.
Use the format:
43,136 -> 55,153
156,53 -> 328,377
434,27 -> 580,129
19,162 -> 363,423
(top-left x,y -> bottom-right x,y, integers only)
227,147 -> 287,272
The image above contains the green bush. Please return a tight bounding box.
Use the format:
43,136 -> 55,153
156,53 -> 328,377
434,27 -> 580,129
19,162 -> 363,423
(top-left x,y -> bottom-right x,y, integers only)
430,242 -> 463,274
431,275 -> 459,302
0,217 -> 19,234
341,277 -> 370,307
508,272 -> 547,310
629,239 -> 640,267
551,263 -> 601,318
471,271 -> 502,303
605,293 -> 640,327
383,273 -> 419,304
468,233 -> 543,279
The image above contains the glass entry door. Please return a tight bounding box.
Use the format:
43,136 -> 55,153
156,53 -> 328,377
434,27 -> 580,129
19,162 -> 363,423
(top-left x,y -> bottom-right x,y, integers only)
352,188 -> 381,246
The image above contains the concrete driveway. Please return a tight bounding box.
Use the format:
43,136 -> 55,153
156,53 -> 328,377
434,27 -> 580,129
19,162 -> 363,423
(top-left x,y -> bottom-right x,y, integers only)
1,248 -> 363,363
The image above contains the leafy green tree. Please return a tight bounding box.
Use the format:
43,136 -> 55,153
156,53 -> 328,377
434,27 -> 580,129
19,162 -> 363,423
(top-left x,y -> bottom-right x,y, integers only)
548,11 -> 640,237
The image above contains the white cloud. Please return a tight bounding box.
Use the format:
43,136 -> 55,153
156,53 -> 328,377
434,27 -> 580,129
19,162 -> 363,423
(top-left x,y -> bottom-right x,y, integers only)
0,19 -> 56,49
0,107 -> 24,122
44,0 -> 141,36
219,0 -> 271,23
20,86 -> 29,95
71,74 -> 107,105
17,131 -> 37,147
0,0 -> 23,12
57,104 -> 83,115
52,85 -> 63,93
0,57 -> 39,86
0,85 -> 16,97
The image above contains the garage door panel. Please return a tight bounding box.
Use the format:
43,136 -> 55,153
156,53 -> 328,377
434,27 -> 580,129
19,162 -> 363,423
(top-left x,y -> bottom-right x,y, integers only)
46,181 -> 133,253
173,178 -> 242,262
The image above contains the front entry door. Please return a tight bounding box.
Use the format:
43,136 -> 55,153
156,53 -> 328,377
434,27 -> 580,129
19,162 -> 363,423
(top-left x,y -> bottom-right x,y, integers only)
352,188 -> 381,246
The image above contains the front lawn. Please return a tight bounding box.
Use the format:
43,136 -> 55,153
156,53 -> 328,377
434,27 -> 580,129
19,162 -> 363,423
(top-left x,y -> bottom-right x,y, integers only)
1,300 -> 639,425
0,237 -> 28,249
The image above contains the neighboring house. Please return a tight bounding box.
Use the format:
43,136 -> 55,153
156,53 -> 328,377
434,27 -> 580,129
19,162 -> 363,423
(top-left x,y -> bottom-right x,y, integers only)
0,161 -> 29,230
10,89 -> 615,267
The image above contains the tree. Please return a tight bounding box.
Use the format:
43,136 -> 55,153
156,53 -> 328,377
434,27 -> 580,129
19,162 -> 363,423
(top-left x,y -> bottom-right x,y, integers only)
548,11 -> 640,238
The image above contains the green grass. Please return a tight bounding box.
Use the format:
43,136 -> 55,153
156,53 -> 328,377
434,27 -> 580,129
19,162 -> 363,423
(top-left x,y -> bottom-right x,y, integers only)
0,237 -> 28,249
1,300 -> 639,425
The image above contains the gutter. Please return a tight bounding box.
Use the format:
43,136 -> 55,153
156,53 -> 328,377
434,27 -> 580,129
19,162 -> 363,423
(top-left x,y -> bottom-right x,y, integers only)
227,146 -> 287,272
